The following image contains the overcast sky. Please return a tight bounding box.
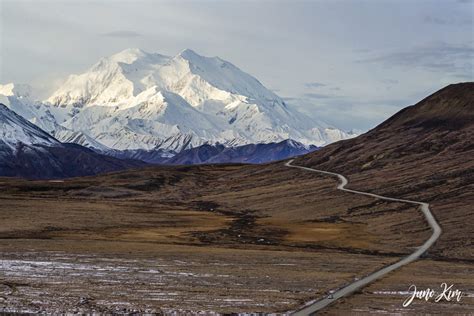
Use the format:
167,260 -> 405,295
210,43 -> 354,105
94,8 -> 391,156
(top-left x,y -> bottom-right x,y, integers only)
0,0 -> 473,131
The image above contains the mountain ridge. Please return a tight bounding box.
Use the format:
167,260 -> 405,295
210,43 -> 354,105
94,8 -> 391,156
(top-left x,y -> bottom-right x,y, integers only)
0,48 -> 355,152
378,82 -> 474,130
0,103 -> 145,179
0,103 -> 60,149
162,139 -> 318,165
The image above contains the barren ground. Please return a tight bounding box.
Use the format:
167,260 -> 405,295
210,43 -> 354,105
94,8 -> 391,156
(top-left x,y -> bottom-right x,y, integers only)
1,162 -> 471,314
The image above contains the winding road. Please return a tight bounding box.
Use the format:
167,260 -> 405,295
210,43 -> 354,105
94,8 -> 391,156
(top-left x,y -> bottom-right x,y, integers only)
285,159 -> 442,315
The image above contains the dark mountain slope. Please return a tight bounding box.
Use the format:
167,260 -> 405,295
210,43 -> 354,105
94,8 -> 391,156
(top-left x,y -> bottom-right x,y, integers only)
379,82 -> 473,130
167,139 -> 318,165
295,82 -> 474,260
0,104 -> 145,179
0,143 -> 145,179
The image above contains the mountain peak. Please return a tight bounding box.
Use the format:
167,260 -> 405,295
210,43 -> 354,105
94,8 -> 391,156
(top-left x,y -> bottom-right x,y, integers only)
379,82 -> 474,130
106,48 -> 171,66
109,48 -> 149,64
177,49 -> 227,66
178,48 -> 202,59
0,83 -> 32,98
40,48 -> 351,151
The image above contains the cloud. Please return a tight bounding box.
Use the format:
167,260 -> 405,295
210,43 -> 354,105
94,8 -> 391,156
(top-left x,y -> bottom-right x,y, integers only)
304,82 -> 343,92
282,96 -> 299,102
102,30 -> 141,38
423,15 -> 472,26
353,48 -> 371,53
303,93 -> 335,99
284,93 -> 342,102
289,96 -> 413,131
381,79 -> 399,85
423,16 -> 449,25
304,82 -> 326,88
453,72 -> 474,79
358,41 -> 474,79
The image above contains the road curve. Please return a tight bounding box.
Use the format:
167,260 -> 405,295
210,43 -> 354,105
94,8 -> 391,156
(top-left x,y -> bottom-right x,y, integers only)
285,159 -> 442,315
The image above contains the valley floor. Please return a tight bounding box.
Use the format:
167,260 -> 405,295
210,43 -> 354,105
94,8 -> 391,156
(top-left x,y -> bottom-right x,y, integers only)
0,162 -> 472,314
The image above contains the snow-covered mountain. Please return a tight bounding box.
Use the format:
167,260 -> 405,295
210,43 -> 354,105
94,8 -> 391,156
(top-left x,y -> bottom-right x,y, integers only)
0,102 -> 145,179
166,139 -> 319,165
0,83 -> 68,138
1,49 -> 355,152
0,103 -> 60,149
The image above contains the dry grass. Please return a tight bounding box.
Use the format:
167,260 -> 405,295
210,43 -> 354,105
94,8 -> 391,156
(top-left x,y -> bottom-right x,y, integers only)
0,162 -> 469,313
